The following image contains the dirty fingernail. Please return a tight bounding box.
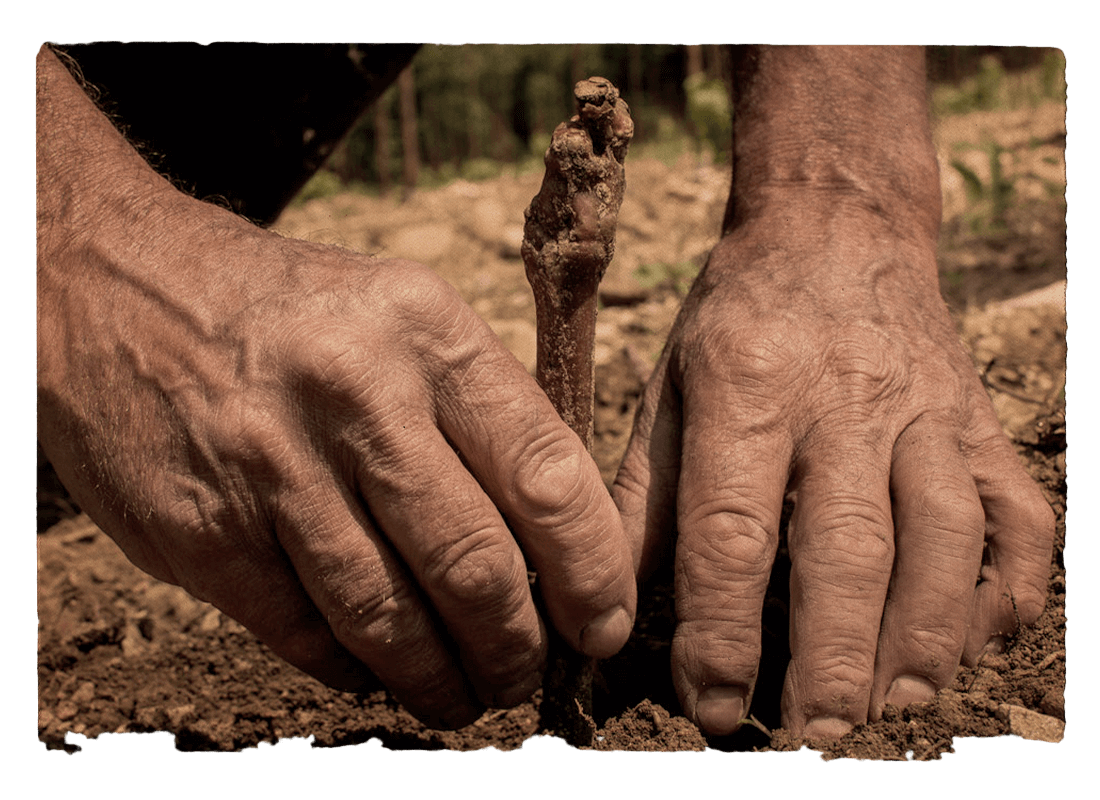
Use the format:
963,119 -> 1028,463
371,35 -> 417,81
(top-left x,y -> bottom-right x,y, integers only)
884,674 -> 937,708
802,716 -> 853,740
579,606 -> 632,658
982,635 -> 1007,659
694,686 -> 746,736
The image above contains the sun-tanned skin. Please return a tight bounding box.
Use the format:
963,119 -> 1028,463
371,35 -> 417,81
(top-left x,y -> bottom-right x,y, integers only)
36,45 -> 636,731
612,46 -> 1055,738
37,44 -> 1054,739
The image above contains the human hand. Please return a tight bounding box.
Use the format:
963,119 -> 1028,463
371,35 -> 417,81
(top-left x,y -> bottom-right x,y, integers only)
37,46 -> 635,730
613,201 -> 1055,738
614,42 -> 1055,742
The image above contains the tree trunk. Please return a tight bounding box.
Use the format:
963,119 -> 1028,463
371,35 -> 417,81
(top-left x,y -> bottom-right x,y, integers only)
398,63 -> 419,199
374,91 -> 392,197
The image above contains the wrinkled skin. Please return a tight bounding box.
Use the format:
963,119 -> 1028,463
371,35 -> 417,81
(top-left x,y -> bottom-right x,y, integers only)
612,46 -> 1054,738
36,46 -> 636,730
37,44 -> 1055,740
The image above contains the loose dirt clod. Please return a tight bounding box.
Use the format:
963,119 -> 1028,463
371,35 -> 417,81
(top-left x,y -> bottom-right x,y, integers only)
521,77 -> 633,747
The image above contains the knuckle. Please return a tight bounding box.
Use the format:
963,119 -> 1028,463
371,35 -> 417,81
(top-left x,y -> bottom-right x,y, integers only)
823,329 -> 908,405
371,261 -> 478,348
902,621 -> 967,675
677,504 -> 777,590
419,525 -> 527,618
417,529 -> 543,704
822,655 -> 875,698
673,620 -> 760,685
786,654 -> 874,727
509,427 -> 591,523
207,402 -> 294,486
924,486 -> 987,542
1016,491 -> 1057,542
373,259 -> 455,314
797,495 -> 894,568
276,261 -> 485,400
677,320 -> 801,398
325,571 -> 422,651
807,490 -> 892,531
799,645 -> 875,702
278,318 -> 394,415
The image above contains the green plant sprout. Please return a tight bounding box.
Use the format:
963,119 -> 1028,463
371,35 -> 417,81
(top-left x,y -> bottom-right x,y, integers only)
634,260 -> 700,296
950,141 -> 1016,232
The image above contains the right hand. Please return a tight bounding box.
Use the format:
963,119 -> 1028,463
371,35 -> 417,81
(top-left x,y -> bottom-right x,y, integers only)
36,45 -> 636,729
37,181 -> 636,728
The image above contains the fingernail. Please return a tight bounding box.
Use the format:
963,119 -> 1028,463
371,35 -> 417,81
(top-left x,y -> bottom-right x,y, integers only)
884,674 -> 937,708
579,606 -> 632,659
694,687 -> 746,736
982,635 -> 1007,658
802,716 -> 853,740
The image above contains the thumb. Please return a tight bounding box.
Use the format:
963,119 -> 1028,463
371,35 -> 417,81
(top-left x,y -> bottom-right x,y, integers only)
612,354 -> 682,582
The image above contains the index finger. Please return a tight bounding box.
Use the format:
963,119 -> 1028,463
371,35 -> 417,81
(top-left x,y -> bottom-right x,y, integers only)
432,327 -> 637,659
673,370 -> 792,736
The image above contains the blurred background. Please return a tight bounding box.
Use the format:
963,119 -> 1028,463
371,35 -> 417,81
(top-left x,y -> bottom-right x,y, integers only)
302,44 -> 1067,200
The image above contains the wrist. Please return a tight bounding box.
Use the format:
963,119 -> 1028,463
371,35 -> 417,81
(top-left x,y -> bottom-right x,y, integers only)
724,46 -> 942,244
701,199 -> 944,310
36,43 -> 266,314
37,45 -> 196,263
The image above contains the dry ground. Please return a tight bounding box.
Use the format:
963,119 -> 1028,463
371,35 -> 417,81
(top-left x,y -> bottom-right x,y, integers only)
37,95 -> 1067,758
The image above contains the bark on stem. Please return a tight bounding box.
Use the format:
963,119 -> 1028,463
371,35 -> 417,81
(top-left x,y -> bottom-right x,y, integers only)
521,77 -> 632,746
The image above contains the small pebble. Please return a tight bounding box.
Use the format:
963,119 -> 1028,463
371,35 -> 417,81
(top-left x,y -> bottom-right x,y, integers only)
996,704 -> 1064,743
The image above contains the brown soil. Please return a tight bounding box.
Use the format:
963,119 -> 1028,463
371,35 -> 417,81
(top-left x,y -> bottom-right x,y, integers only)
37,100 -> 1068,760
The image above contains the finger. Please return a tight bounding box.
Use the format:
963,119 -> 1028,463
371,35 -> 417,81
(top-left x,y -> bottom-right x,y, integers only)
612,350 -> 682,581
783,435 -> 894,739
671,382 -> 791,737
147,462 -> 384,696
432,331 -> 636,659
961,409 -> 1055,664
870,419 -> 985,717
272,474 -> 484,730
177,527 -> 383,697
352,405 -> 549,708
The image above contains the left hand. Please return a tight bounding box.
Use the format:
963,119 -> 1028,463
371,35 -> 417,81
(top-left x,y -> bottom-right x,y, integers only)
612,199 -> 1055,738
